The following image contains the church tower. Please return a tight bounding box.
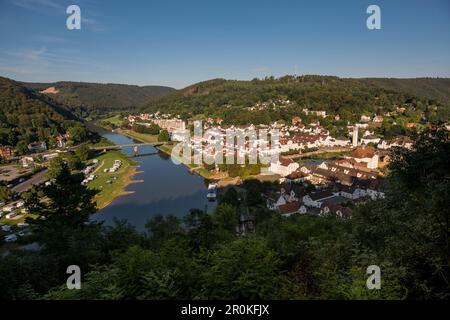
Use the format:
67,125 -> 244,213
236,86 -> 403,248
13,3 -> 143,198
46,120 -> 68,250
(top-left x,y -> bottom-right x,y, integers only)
352,125 -> 358,147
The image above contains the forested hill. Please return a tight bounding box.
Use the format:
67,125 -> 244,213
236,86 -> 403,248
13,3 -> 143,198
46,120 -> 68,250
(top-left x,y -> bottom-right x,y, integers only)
360,78 -> 450,105
0,76 -> 84,154
142,76 -> 450,125
23,81 -> 175,112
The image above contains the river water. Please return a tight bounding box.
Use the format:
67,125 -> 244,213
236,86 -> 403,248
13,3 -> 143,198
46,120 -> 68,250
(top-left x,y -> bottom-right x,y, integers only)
91,132 -> 216,231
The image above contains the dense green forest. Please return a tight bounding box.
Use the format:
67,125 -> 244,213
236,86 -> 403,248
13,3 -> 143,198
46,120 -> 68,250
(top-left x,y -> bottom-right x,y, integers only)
0,77 -> 88,154
143,76 -> 450,126
23,81 -> 175,119
0,128 -> 448,300
361,78 -> 450,105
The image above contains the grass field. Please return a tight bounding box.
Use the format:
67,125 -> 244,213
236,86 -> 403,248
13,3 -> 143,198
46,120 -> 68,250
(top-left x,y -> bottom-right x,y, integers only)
0,213 -> 38,227
118,129 -> 159,143
86,150 -> 137,209
297,151 -> 352,164
103,114 -> 125,125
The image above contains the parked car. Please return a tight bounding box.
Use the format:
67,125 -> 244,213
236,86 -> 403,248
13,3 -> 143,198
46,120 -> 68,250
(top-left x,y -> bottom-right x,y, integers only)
2,204 -> 16,212
5,212 -> 20,219
4,234 -> 18,242
1,225 -> 11,232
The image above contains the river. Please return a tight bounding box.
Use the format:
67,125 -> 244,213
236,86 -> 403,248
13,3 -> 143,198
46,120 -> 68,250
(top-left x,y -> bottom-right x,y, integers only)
91,131 -> 216,231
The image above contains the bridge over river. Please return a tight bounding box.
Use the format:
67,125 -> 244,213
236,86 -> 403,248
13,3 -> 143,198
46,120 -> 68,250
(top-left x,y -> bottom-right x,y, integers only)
89,142 -> 165,151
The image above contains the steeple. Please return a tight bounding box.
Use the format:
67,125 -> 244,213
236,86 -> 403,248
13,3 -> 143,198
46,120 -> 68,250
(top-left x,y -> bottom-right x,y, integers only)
352,125 -> 358,147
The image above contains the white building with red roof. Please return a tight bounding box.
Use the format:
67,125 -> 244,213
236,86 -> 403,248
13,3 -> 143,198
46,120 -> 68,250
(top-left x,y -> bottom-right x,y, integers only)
269,156 -> 300,177
347,146 -> 379,169
278,201 -> 307,217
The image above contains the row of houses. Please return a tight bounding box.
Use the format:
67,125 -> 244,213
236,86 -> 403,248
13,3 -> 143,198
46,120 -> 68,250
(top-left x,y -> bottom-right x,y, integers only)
270,146 -> 383,181
246,98 -> 293,111
377,136 -> 414,150
360,114 -> 384,123
263,176 -> 385,219
170,119 -> 352,167
284,161 -> 384,194
262,185 -> 353,218
278,132 -> 349,153
302,108 -> 327,118
128,113 -> 186,132
1,131 -> 72,160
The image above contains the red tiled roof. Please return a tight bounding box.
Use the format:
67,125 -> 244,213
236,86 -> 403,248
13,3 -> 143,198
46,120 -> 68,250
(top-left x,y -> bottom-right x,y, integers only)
351,146 -> 376,158
321,202 -> 352,217
279,157 -> 294,166
286,170 -> 307,179
309,190 -> 334,201
278,201 -> 301,215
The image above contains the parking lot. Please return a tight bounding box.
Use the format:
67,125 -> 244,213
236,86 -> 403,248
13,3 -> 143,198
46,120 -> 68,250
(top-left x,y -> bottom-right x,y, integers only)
0,164 -> 34,183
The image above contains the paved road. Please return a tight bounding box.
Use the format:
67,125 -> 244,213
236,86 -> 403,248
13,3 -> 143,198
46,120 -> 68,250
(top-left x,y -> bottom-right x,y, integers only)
12,169 -> 48,193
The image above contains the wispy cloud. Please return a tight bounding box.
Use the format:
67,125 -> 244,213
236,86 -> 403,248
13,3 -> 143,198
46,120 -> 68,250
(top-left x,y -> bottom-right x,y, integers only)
81,16 -> 105,32
34,34 -> 68,44
0,46 -> 93,81
5,47 -> 90,65
0,46 -> 92,79
0,63 -> 36,76
11,0 -> 65,12
8,47 -> 49,64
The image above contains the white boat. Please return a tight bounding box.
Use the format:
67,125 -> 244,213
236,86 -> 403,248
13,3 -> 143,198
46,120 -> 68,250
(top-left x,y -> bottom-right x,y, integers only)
207,183 -> 218,201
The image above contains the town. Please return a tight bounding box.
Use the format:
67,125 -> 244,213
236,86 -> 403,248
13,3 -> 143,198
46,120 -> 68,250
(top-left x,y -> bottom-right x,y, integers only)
1,98 -> 447,246
118,107 -> 424,222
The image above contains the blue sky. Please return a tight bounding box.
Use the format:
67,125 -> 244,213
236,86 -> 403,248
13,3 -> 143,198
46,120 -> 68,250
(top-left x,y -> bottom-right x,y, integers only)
0,0 -> 449,88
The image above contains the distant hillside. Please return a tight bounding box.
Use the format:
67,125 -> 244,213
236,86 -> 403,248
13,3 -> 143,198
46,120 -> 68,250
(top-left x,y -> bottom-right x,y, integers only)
23,81 -> 175,113
0,77 -> 83,154
360,78 -> 450,105
143,75 -> 450,125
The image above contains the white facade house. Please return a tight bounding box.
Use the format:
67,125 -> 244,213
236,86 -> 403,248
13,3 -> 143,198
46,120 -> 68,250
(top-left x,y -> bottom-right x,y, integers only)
339,185 -> 366,200
264,192 -> 287,211
348,146 -> 379,170
360,137 -> 381,145
327,137 -> 350,147
269,157 -> 300,177
278,201 -> 308,217
377,137 -> 413,150
360,115 -> 371,123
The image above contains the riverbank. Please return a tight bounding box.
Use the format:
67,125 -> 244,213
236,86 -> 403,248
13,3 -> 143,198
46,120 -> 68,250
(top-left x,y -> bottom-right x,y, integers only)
86,150 -> 138,209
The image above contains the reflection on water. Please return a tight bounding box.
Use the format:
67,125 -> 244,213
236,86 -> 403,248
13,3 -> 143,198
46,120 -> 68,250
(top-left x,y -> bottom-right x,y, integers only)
91,132 -> 216,231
